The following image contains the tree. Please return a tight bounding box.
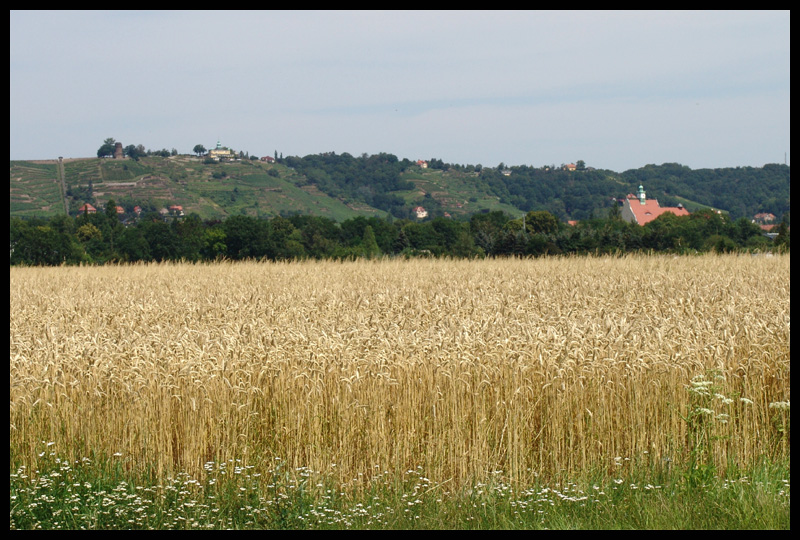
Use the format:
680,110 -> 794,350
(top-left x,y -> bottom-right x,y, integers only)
12,222 -> 84,265
116,226 -> 151,262
524,210 -> 560,235
268,216 -> 305,260
223,215 -> 268,259
774,219 -> 790,251
470,211 -> 509,255
392,227 -> 410,253
140,220 -> 179,262
608,200 -> 623,221
202,226 -> 227,260
124,144 -> 142,160
97,143 -> 114,158
105,199 -> 119,222
96,138 -> 116,158
289,215 -> 341,259
103,199 -> 124,257
360,225 -> 381,259
173,213 -> 205,261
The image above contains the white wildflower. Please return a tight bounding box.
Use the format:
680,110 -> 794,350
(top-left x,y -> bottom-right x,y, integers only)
769,401 -> 790,410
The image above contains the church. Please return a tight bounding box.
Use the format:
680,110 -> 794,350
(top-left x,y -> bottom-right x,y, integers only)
620,185 -> 689,225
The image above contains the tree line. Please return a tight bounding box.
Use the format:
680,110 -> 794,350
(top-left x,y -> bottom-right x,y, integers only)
9,201 -> 789,266
97,137 -> 180,160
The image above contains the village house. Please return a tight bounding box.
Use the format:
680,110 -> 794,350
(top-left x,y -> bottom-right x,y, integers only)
261,155 -> 275,163
620,185 -> 689,225
753,212 -> 776,224
77,203 -> 96,215
416,160 -> 428,169
564,163 -> 577,171
413,206 -> 428,219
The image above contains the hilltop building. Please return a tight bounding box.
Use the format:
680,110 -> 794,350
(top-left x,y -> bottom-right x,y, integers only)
208,141 -> 236,161
620,185 -> 689,225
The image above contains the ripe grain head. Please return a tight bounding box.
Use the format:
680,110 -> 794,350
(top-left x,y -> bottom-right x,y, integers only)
10,254 -> 790,489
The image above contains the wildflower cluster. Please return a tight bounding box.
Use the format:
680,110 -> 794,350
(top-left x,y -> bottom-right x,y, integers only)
682,371 -> 753,487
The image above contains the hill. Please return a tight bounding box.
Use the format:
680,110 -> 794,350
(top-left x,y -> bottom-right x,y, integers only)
9,154 -> 790,223
11,156 -> 389,222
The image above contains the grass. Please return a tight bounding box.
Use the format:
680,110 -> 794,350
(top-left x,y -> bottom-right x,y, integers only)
10,450 -> 789,529
9,254 -> 790,528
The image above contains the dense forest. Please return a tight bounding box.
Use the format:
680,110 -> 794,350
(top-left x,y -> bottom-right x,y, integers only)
282,152 -> 415,218
9,199 -> 789,266
278,153 -> 790,222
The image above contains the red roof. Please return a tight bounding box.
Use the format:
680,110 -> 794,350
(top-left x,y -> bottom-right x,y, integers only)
625,194 -> 689,225
78,203 -> 96,213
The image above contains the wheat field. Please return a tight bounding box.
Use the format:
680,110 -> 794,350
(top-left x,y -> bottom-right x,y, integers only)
9,254 -> 790,490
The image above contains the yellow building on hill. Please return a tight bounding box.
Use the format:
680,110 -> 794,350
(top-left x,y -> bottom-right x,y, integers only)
208,141 -> 236,161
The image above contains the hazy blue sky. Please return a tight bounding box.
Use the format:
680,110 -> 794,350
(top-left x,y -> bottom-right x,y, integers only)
10,10 -> 790,171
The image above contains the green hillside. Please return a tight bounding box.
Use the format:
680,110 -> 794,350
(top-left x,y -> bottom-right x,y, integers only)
11,156 -> 389,222
9,161 -> 63,216
9,155 -> 790,223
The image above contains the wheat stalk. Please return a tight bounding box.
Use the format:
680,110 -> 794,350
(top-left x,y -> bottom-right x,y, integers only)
10,254 -> 790,489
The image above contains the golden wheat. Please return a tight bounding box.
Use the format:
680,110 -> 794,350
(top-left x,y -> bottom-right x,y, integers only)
9,254 -> 790,489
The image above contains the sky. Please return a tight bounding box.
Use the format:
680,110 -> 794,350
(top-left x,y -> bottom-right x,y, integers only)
9,10 -> 790,172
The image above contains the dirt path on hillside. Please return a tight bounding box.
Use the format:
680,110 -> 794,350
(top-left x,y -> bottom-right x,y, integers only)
57,157 -> 69,215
